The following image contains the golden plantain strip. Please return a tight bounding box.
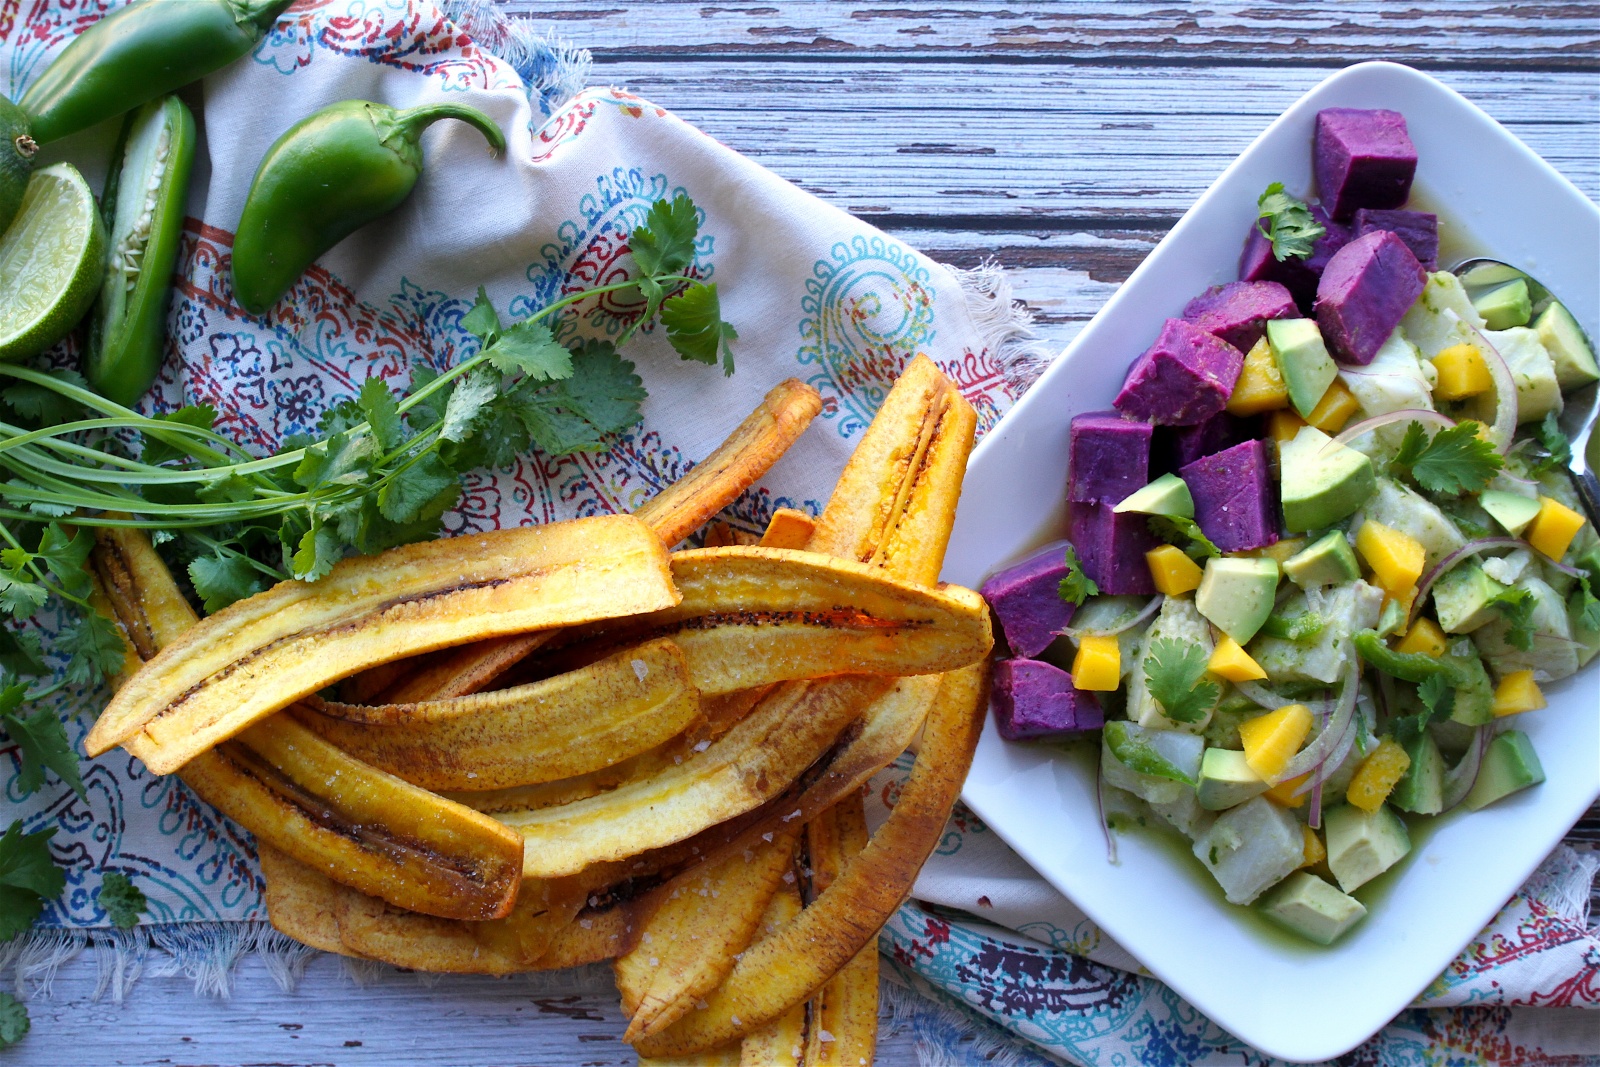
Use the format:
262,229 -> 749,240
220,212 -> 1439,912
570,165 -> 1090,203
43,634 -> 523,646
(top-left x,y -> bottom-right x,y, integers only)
803,794 -> 878,1067
617,827 -> 801,1042
467,876 -> 590,965
640,1048 -> 743,1067
632,662 -> 987,1057
759,508 -> 816,551
335,888 -> 527,975
258,844 -> 364,958
702,522 -> 759,548
87,514 -> 678,772
295,638 -> 700,792
738,879 -> 808,1066
378,379 -> 822,704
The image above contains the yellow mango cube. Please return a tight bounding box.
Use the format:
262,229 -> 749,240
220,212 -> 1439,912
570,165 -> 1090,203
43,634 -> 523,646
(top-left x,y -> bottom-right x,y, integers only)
1524,496 -> 1586,561
1304,378 -> 1360,434
1492,669 -> 1547,717
1268,409 -> 1307,445
1355,520 -> 1426,597
1072,634 -> 1121,692
1345,738 -> 1411,813
1226,338 -> 1290,416
1394,617 -> 1447,658
1208,635 -> 1267,682
1238,703 -> 1314,783
1431,343 -> 1493,400
1146,544 -> 1204,596
1248,536 -> 1307,566
1264,772 -> 1309,808
1300,826 -> 1326,868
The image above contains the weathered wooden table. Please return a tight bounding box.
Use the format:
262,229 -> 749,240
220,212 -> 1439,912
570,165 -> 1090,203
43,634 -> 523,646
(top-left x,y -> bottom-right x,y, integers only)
23,4 -> 1600,1064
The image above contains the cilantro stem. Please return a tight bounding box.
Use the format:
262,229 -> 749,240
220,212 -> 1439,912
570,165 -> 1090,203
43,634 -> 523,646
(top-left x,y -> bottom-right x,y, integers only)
0,523 -> 90,610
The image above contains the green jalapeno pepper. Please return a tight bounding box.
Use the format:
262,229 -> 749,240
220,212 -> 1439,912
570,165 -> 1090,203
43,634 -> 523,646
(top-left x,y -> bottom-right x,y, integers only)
84,95 -> 196,406
230,100 -> 505,316
1352,630 -> 1465,685
20,0 -> 293,146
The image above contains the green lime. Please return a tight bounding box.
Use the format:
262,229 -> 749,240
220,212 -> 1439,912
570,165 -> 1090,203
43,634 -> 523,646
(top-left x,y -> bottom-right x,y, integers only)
0,93 -> 34,234
0,162 -> 105,363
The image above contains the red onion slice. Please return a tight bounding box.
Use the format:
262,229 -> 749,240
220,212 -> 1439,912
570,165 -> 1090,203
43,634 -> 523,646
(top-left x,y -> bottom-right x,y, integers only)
1441,725 -> 1492,811
1411,537 -> 1528,625
1309,775 -> 1324,830
1458,318 -> 1518,453
1322,409 -> 1455,455
1292,714 -> 1360,797
1096,758 -> 1119,865
1233,680 -> 1332,715
1277,660 -> 1360,783
1061,594 -> 1163,640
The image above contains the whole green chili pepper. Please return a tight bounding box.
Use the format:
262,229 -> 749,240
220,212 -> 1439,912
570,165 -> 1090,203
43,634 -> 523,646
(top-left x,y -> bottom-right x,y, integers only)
19,0 -> 293,146
0,94 -> 36,234
230,100 -> 505,316
1352,629 -> 1465,685
84,95 -> 196,406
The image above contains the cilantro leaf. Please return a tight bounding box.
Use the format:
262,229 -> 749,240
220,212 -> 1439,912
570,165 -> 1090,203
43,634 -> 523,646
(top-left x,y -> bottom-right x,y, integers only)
0,629 -> 45,678
33,524 -> 93,602
629,194 -> 699,277
377,453 -> 460,524
558,341 -> 647,435
189,551 -> 265,614
0,568 -> 48,621
1255,182 -> 1326,262
1057,545 -> 1099,607
98,872 -> 147,930
196,471 -> 256,505
1390,420 -> 1502,495
483,319 -> 574,382
1,691 -> 85,799
661,282 -> 737,375
57,610 -> 128,688
1394,673 -> 1455,747
0,991 -> 27,1046
1573,574 -> 1600,633
440,369 -> 498,443
460,286 -> 503,346
1147,514 -> 1221,560
140,405 -> 218,466
1529,411 -> 1572,476
291,520 -> 343,582
1487,585 -> 1537,651
1,368 -> 88,428
517,393 -> 608,455
1143,637 -> 1220,724
0,820 -> 63,942
357,377 -> 404,452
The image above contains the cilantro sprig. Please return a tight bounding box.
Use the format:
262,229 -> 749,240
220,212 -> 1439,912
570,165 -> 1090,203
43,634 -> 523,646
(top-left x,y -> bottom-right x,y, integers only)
1255,182 -> 1326,262
1390,420 -> 1503,496
1392,673 -> 1454,748
0,820 -> 63,943
1528,411 -> 1572,477
1057,545 -> 1099,607
1486,585 -> 1537,651
1143,637 -> 1220,724
1147,514 -> 1221,560
98,872 -> 147,930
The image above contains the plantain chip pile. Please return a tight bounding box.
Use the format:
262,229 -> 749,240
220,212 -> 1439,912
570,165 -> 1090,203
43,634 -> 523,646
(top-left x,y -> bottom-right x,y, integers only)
88,363 -> 992,1063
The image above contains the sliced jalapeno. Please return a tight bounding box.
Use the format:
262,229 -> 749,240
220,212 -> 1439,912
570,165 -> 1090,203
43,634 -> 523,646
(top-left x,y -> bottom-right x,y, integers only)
84,95 -> 196,406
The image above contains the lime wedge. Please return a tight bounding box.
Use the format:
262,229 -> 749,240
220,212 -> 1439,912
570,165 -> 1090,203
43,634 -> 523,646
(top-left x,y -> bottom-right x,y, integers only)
0,162 -> 105,363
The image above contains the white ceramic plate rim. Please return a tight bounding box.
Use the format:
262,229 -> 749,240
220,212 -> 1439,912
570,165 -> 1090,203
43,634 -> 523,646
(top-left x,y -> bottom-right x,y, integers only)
943,61 -> 1600,1063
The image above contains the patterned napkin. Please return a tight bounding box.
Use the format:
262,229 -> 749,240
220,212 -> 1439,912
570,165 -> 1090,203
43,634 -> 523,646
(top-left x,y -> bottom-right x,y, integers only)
1,3 -> 1594,1065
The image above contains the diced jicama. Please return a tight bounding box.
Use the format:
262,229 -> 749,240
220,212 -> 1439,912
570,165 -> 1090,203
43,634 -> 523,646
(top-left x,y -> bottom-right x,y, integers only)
1179,439 -> 1280,552
980,540 -> 1076,658
1069,503 -> 1159,596
1337,331 -> 1436,445
1191,795 -> 1306,905
1115,318 -> 1245,426
1472,575 -> 1579,682
1068,411 -> 1152,504
1181,280 -> 1298,353
1250,581 -> 1385,685
1314,108 -> 1418,221
1352,208 -> 1438,270
991,658 -> 1104,741
1485,327 -> 1563,424
1401,272 -> 1487,358
1354,478 -> 1466,568
1315,230 -> 1428,366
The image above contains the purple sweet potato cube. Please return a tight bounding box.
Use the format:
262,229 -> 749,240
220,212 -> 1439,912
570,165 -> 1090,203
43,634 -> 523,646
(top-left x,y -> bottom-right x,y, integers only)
1315,108 -> 1418,221
1314,229 -> 1428,366
1068,502 -> 1159,596
1179,439 -> 1280,552
1352,208 -> 1439,271
1069,412 -> 1151,504
1113,319 -> 1245,426
1181,281 -> 1298,353
1154,410 -> 1256,475
1240,205 -> 1352,315
980,540 -> 1076,658
992,658 -> 1104,742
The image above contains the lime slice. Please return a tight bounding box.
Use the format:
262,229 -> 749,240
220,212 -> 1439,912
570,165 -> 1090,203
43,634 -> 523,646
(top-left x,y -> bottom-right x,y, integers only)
0,162 -> 105,363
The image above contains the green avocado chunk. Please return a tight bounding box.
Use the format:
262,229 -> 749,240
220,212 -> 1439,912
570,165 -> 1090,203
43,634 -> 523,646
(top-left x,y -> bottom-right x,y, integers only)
1324,803 -> 1411,894
1432,563 -> 1507,634
1480,490 -> 1542,537
1473,279 -> 1532,330
1278,426 -> 1376,533
1267,318 -> 1338,419
1195,557 -> 1280,645
1259,872 -> 1368,945
1197,747 -> 1268,811
1113,472 -> 1195,518
1463,729 -> 1546,811
1532,301 -> 1600,390
1283,530 -> 1360,588
1390,729 -> 1444,815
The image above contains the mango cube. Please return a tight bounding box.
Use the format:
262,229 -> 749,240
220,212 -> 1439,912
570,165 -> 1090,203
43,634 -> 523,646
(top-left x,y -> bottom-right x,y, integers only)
1304,378 -> 1360,434
1239,703 -> 1314,783
1356,520 -> 1426,597
1249,536 -> 1307,566
1301,825 -> 1326,868
1208,635 -> 1268,682
1072,634 -> 1122,692
1524,496 -> 1586,562
1268,409 -> 1308,445
1492,669 -> 1547,717
1346,737 -> 1412,813
1146,544 -> 1204,596
1264,772 -> 1310,808
1431,343 -> 1493,400
1226,337 -> 1291,416
1394,617 -> 1447,658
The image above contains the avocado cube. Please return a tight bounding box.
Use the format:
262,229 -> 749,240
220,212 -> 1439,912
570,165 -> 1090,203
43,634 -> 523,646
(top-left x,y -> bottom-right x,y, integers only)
1463,730 -> 1546,811
1259,872 -> 1368,945
1278,425 -> 1376,532
1480,490 -> 1542,537
1390,729 -> 1444,815
1431,563 -> 1508,634
1195,557 -> 1280,645
1445,643 -> 1496,726
1197,747 -> 1268,810
1191,795 -> 1305,905
1533,301 -> 1600,390
1324,803 -> 1411,893
1374,595 -> 1407,638
1266,318 -> 1338,418
1113,472 -> 1195,518
1473,278 -> 1533,330
1283,530 -> 1361,588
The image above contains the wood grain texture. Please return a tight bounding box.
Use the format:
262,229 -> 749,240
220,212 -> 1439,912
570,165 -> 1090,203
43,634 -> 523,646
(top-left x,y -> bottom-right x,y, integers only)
509,1 -> 1600,68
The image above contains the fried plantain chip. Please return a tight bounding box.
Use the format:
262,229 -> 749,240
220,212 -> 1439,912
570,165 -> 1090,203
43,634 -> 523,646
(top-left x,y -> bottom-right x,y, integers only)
335,886 -> 528,974
467,875 -> 590,965
640,1047 -> 743,1066
88,514 -> 678,772
802,794 -> 878,1067
737,878 -> 808,1066
759,508 -> 816,551
631,662 -> 987,1056
295,638 -> 700,792
258,844 -> 364,958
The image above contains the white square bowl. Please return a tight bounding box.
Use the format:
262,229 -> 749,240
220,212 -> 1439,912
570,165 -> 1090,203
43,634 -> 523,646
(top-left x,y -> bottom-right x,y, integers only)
942,61 -> 1600,1063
